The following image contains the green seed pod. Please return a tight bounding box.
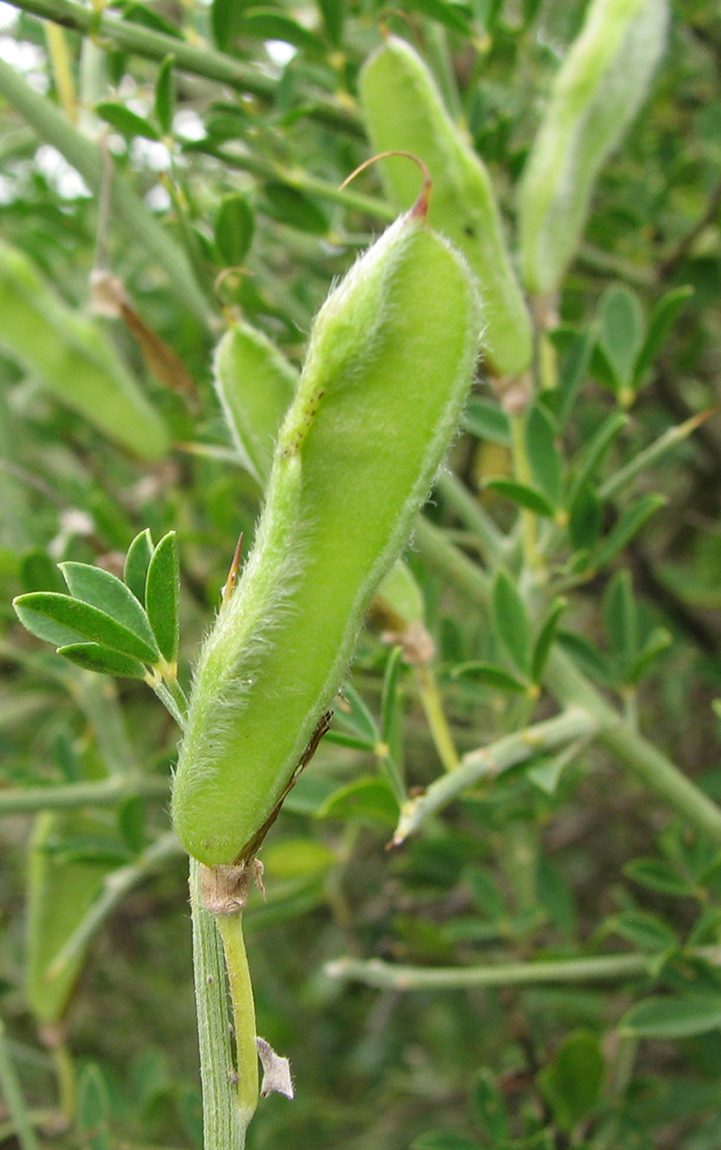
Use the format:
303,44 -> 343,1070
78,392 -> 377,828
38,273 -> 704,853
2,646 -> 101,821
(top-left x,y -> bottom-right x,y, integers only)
358,36 -> 532,380
0,240 -> 170,460
172,207 -> 480,866
214,321 -> 298,487
518,0 -> 669,297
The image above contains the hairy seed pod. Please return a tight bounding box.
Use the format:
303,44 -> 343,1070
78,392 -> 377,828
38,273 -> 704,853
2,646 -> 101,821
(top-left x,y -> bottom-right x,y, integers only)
518,0 -> 669,298
172,208 -> 481,866
0,240 -> 169,460
358,36 -> 532,380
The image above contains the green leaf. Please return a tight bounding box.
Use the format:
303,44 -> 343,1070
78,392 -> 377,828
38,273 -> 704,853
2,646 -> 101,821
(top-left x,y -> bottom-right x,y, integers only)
264,182 -> 329,234
241,9 -> 325,52
568,481 -> 603,552
122,3 -> 182,37
527,754 -> 567,795
624,858 -> 695,897
554,327 -> 595,427
484,478 -> 555,518
211,0 -> 247,50
13,593 -> 158,664
124,529 -> 154,605
556,631 -> 617,688
599,285 -> 645,388
492,569 -> 531,677
538,1030 -> 604,1132
411,1134 -> 480,1150
632,286 -> 693,388
461,398 -> 511,445
20,550 -> 65,593
381,644 -> 404,757
335,683 -> 378,741
77,1063 -> 111,1150
60,561 -> 157,651
612,910 -> 677,951
57,643 -> 148,679
531,597 -> 566,683
323,729 -> 376,751
118,795 -> 146,854
592,495 -> 666,570
215,192 -> 254,266
526,402 -> 562,506
620,994 -> 721,1040
145,531 -> 180,664
452,661 -> 528,694
568,411 -> 628,504
397,0 -> 472,34
315,776 -> 399,827
627,627 -> 672,684
95,101 -> 160,141
155,55 -> 175,136
472,1068 -> 510,1141
466,866 -> 507,919
604,570 -> 637,673
316,0 -> 344,45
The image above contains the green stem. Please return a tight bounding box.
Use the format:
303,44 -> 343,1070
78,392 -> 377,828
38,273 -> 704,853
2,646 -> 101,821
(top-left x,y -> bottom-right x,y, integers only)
414,663 -> 460,772
51,1042 -> 75,1125
215,914 -> 259,1134
509,410 -> 541,570
7,0 -> 363,137
327,945 -> 721,991
0,56 -> 212,323
0,774 -> 168,815
598,410 -> 711,501
189,859 -> 249,1150
435,470 -> 506,564
393,707 -> 596,843
0,1019 -> 42,1150
416,516 -> 721,846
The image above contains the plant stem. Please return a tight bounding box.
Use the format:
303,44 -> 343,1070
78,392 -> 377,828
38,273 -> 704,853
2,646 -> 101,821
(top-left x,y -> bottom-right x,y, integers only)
393,707 -> 596,842
7,0 -> 363,137
189,859 -> 249,1150
509,411 -> 541,570
215,914 -> 259,1134
0,1019 -> 42,1150
414,663 -> 460,772
0,775 -> 168,816
326,945 -> 721,990
0,56 -> 212,324
416,516 -> 721,846
435,470 -> 506,564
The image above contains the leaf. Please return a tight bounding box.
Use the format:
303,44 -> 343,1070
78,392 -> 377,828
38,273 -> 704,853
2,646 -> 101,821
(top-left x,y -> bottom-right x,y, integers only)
315,776 -> 399,827
452,662 -> 528,694
60,561 -> 157,650
620,994 -> 721,1040
612,910 -> 677,951
531,597 -> 566,683
57,643 -> 148,679
624,858 -> 695,897
526,402 -> 562,506
241,9 -> 325,53
411,1134 -> 480,1150
95,101 -> 160,141
215,193 -> 254,266
466,866 -> 507,919
316,0 -> 344,45
568,481 -> 603,552
334,683 -> 378,741
264,182 -> 329,234
118,795 -> 146,854
77,1063 -> 111,1150
538,1030 -> 604,1132
567,411 -> 628,502
528,754 -> 567,795
554,326 -> 595,427
484,478 -> 555,518
473,1069 -> 510,1142
462,399 -> 511,445
122,3 -> 182,37
556,631 -> 617,688
145,531 -> 180,664
592,495 -> 666,570
211,0 -> 247,50
599,285 -> 645,388
14,593 -> 158,663
381,644 -> 404,757
262,837 -> 335,880
323,729 -> 376,751
124,529 -> 154,604
492,569 -> 531,677
155,55 -> 175,136
20,550 -> 65,593
627,628 -> 672,684
604,570 -> 637,673
397,0 -> 472,35
633,286 -> 693,388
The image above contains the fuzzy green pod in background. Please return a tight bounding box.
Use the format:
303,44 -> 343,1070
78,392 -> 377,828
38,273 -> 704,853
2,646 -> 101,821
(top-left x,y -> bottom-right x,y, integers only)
518,0 -> 669,298
358,36 -> 532,380
0,240 -> 170,460
172,206 -> 481,866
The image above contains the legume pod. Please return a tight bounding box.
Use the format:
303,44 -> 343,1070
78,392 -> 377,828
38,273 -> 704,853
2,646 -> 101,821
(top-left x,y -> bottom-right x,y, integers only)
359,36 -> 532,380
172,208 -> 480,866
518,0 -> 669,297
0,240 -> 170,460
